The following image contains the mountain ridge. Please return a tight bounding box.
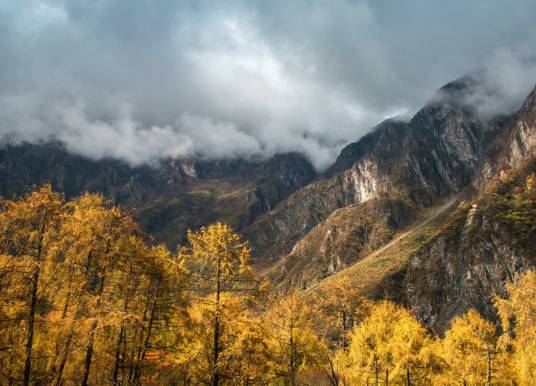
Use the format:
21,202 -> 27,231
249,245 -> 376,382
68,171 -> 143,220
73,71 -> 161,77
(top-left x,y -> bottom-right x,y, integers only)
1,77 -> 536,333
0,141 -> 316,247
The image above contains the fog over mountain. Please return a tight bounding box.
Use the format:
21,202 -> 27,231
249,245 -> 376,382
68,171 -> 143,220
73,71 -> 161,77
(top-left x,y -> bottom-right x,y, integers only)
1,0 -> 536,170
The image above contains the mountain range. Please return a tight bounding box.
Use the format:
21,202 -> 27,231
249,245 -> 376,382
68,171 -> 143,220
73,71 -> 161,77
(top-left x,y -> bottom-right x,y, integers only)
1,75 -> 535,332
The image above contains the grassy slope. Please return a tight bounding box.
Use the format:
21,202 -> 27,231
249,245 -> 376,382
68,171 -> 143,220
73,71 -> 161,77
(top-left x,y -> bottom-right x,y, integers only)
135,178 -> 257,247
260,193 -> 417,288
304,196 -> 459,301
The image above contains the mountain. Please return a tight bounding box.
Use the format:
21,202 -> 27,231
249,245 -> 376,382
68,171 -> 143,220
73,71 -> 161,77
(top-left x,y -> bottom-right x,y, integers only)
1,77 -> 535,333
403,85 -> 536,332
0,142 -> 316,247
245,77 -> 504,277
302,84 -> 536,332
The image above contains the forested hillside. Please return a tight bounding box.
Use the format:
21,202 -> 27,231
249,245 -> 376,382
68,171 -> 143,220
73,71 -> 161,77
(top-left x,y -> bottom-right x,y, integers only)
1,184 -> 536,385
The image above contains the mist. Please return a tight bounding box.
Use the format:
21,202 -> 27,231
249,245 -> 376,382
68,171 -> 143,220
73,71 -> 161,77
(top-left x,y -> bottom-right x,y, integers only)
1,0 -> 535,170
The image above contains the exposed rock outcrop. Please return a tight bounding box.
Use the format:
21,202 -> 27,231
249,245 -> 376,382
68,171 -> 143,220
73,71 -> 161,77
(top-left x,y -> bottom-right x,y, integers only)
266,193 -> 416,287
404,85 -> 536,332
405,158 -> 536,332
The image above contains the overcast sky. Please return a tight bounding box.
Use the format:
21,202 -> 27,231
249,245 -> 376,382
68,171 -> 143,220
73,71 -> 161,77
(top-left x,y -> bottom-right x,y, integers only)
1,0 -> 536,169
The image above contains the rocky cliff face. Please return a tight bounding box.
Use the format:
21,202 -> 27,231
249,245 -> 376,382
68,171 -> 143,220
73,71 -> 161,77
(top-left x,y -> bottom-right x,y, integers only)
266,193 -> 416,287
405,158 -> 536,333
476,86 -> 536,184
245,77 -> 497,269
404,85 -> 536,332
304,83 -> 536,332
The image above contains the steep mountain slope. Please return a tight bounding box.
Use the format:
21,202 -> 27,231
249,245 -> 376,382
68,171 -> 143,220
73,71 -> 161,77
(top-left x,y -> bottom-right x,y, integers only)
246,77 -> 501,273
305,195 -> 460,302
304,84 -> 536,332
404,160 -> 536,332
0,143 -> 316,246
404,86 -> 536,332
477,85 -> 536,184
264,193 -> 416,287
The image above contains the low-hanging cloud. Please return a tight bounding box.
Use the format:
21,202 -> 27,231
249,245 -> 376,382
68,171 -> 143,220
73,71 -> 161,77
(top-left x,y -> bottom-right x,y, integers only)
1,0 -> 536,170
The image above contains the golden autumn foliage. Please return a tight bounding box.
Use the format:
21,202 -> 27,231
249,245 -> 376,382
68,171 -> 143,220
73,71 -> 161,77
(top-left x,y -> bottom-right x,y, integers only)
495,270 -> 536,385
434,309 -> 513,385
263,289 -> 322,385
345,301 -> 432,385
1,186 -> 536,385
177,223 -> 271,385
0,186 -> 189,385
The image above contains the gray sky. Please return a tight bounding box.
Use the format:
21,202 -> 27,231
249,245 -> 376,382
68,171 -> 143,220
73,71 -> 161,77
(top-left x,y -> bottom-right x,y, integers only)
1,0 -> 536,169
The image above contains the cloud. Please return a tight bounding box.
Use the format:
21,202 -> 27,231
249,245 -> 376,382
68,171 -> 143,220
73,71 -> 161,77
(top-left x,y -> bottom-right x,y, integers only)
472,48 -> 536,119
0,0 -> 535,170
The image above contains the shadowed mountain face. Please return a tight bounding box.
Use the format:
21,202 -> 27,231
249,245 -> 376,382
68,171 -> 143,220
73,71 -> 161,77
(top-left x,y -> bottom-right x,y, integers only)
0,143 -> 316,247
1,77 -> 535,332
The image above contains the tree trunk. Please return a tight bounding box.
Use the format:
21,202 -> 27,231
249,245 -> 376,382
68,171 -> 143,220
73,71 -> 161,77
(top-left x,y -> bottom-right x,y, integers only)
289,325 -> 295,386
212,254 -> 222,386
121,329 -> 128,386
81,325 -> 96,386
127,330 -> 139,385
81,236 -> 111,386
53,319 -> 75,386
328,356 -> 339,386
385,368 -> 389,386
23,268 -> 39,386
133,286 -> 159,385
373,355 -> 379,386
113,260 -> 133,385
486,347 -> 492,386
23,211 -> 47,386
289,297 -> 297,386
54,249 -> 93,386
212,314 -> 220,386
129,285 -> 151,385
113,327 -> 125,385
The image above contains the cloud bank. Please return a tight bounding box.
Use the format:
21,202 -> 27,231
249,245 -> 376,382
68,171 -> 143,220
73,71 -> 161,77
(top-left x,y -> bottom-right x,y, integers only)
1,0 -> 536,169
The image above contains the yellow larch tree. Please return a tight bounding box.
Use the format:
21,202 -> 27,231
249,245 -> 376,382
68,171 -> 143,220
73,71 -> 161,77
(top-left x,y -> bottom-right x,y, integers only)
436,309 -> 512,386
495,269 -> 536,385
0,185 -> 64,385
263,289 -> 322,386
179,222 -> 259,386
305,278 -> 372,386
346,300 -> 430,385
